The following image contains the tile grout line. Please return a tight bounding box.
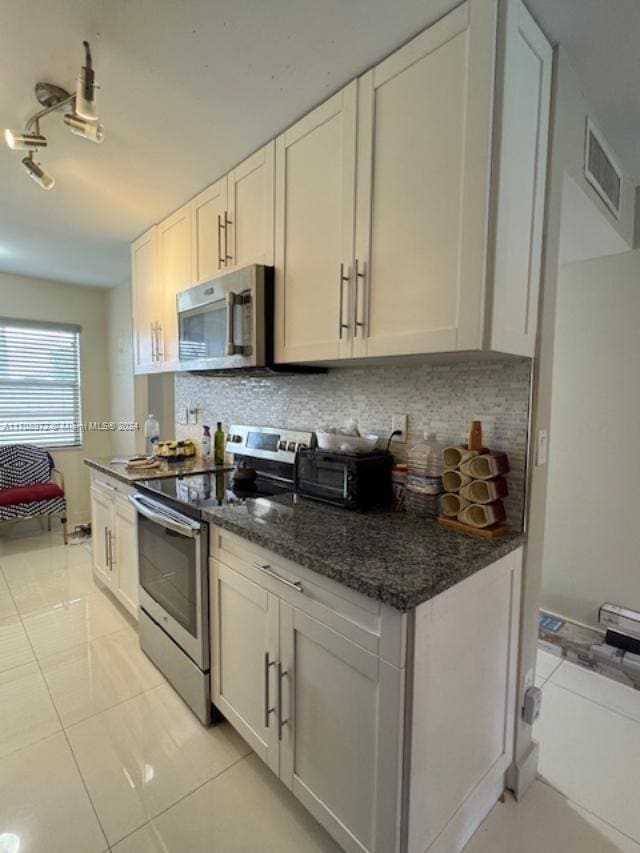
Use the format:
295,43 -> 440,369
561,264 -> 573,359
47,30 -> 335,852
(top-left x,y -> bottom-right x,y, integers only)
107,752 -> 252,850
546,678 -> 640,729
537,777 -> 640,849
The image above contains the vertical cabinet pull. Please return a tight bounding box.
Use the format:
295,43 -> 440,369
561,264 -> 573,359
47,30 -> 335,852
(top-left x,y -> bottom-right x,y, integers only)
217,214 -> 225,267
104,527 -> 109,568
354,259 -> 366,337
108,530 -> 115,569
277,661 -> 288,741
264,652 -> 276,728
224,211 -> 232,265
338,264 -> 350,340
150,323 -> 156,361
155,323 -> 163,360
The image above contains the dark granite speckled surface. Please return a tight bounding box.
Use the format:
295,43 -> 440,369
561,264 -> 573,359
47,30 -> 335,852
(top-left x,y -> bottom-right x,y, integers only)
84,457 -> 230,484
204,496 -> 524,612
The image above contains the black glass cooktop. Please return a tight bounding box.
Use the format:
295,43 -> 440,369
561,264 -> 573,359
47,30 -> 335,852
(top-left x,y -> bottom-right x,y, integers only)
137,469 -> 294,518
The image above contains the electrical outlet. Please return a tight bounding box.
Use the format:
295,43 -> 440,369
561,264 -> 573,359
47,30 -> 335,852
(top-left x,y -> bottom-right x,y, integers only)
177,406 -> 188,426
187,405 -> 199,426
536,429 -> 548,466
391,414 -> 407,443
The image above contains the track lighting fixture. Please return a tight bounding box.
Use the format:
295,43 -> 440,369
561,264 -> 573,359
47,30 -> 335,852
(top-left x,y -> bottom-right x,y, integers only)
21,155 -> 55,190
4,41 -> 103,189
4,130 -> 47,150
63,113 -> 104,143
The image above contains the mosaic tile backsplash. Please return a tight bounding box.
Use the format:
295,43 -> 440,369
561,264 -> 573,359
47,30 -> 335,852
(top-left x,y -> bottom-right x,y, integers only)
175,357 -> 532,528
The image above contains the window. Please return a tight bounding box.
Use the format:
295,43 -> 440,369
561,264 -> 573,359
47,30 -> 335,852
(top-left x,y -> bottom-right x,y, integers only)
0,319 -> 82,448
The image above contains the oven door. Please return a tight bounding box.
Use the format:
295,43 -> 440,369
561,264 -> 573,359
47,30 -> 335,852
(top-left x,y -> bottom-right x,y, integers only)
177,264 -> 267,371
129,494 -> 209,670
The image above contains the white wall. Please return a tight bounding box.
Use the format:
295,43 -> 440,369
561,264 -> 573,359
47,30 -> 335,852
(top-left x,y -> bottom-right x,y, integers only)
106,279 -> 148,456
515,47 -> 635,771
0,271 -> 111,524
541,250 -> 640,627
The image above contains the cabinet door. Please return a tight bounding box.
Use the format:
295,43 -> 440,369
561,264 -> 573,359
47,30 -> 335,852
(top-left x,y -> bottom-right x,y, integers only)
227,142 -> 275,268
190,177 -> 228,284
131,227 -> 158,374
489,0 -> 552,357
275,83 -> 357,363
354,0 -> 495,358
279,605 -> 403,853
212,560 -> 280,774
90,487 -> 113,587
157,203 -> 192,369
112,495 -> 138,618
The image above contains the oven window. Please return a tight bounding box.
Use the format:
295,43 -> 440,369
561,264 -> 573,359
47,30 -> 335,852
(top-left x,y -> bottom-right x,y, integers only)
297,456 -> 346,493
138,515 -> 198,636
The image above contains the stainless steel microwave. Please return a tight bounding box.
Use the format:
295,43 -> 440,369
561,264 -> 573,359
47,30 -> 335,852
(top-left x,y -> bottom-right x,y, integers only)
177,264 -> 272,372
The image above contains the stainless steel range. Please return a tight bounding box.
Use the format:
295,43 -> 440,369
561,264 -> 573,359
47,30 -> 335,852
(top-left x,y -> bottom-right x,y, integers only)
129,424 -> 314,724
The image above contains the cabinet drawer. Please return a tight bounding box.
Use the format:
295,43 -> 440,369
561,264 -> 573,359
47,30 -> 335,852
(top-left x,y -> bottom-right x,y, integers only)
210,527 -> 406,665
90,470 -> 135,500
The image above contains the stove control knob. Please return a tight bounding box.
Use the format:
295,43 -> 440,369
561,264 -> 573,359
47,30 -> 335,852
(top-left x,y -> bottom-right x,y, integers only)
278,440 -> 288,451
287,441 -> 297,452
296,442 -> 308,451
232,434 -> 243,443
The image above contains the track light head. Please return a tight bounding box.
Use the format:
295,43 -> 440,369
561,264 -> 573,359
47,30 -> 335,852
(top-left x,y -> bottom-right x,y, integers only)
75,40 -> 98,121
4,129 -> 47,150
21,155 -> 55,190
63,113 -> 104,143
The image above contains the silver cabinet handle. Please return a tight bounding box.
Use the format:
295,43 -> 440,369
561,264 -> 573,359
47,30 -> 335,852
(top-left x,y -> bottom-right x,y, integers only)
108,530 -> 115,569
264,652 -> 276,728
155,322 -> 164,360
150,322 -> 156,361
251,561 -> 303,593
224,211 -> 232,265
338,264 -> 350,340
217,214 -> 225,267
104,527 -> 109,568
95,478 -> 117,492
354,259 -> 366,337
277,661 -> 288,741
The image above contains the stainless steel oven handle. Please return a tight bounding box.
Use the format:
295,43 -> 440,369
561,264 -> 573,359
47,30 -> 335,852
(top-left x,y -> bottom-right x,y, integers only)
251,561 -> 303,593
129,494 -> 200,538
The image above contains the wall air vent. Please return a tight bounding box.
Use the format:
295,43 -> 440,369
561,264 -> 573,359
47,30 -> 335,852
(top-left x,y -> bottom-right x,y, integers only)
584,118 -> 622,219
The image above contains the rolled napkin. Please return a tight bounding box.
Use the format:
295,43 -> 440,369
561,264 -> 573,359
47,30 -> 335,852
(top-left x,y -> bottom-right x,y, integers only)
460,452 -> 510,480
442,469 -> 472,493
460,477 -> 509,504
441,492 -> 471,517
458,500 -> 506,528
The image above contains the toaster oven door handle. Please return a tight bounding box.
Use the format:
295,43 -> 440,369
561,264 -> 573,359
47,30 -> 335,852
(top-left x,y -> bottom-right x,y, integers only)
251,561 -> 303,594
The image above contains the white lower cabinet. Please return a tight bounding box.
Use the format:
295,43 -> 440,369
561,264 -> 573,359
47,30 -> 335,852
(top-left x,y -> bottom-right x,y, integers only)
211,528 -> 523,853
90,472 -> 139,619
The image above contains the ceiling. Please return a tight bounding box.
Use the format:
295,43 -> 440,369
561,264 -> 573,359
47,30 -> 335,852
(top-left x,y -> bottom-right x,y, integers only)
1,0 -> 639,288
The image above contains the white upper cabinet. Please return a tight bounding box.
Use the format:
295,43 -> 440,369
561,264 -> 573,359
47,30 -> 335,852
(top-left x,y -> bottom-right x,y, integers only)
489,0 -> 552,356
190,177 -> 228,284
131,226 -> 158,374
157,202 -> 192,369
354,2 -> 495,358
274,83 -> 357,363
227,142 -> 275,268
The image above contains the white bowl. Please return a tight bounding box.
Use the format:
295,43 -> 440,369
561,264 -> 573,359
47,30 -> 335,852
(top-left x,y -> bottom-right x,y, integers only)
316,432 -> 379,455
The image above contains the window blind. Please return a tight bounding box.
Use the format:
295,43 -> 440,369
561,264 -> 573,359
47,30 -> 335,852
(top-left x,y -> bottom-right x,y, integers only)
0,319 -> 82,448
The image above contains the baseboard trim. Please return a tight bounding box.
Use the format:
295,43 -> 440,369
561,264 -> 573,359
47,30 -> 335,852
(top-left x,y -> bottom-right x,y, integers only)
505,739 -> 539,801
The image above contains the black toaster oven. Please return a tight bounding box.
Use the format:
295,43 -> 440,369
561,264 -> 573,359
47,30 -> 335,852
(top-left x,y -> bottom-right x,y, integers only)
294,448 -> 392,510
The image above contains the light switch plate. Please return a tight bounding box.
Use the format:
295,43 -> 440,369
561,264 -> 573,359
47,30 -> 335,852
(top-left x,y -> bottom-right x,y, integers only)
536,429 -> 548,466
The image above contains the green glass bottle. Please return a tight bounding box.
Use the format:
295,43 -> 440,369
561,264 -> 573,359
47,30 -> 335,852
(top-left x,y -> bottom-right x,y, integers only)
214,421 -> 225,466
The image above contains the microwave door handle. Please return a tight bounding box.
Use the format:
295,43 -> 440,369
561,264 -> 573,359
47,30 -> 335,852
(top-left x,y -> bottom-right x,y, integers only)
128,494 -> 199,538
225,291 -> 238,356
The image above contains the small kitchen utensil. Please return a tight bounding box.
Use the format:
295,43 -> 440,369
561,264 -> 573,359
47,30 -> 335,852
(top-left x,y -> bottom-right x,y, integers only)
460,477 -> 508,503
442,469 -> 472,492
440,493 -> 470,517
460,452 -> 510,480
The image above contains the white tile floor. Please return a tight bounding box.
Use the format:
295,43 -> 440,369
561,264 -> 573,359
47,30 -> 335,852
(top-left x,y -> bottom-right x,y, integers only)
0,530 -> 341,852
467,648 -> 640,852
3,529 -> 640,852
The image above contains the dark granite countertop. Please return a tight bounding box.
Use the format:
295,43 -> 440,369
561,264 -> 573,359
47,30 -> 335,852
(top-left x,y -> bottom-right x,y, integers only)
204,496 -> 524,612
84,456 -> 230,484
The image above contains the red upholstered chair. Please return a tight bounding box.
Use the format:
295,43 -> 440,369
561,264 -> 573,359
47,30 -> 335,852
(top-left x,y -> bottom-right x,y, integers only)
0,445 -> 68,543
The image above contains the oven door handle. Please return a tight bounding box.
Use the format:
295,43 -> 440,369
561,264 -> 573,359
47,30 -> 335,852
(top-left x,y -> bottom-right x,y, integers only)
128,494 -> 200,538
